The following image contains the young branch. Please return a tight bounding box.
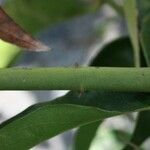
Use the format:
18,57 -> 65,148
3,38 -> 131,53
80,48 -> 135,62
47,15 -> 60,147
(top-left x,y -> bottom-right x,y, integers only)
0,67 -> 150,92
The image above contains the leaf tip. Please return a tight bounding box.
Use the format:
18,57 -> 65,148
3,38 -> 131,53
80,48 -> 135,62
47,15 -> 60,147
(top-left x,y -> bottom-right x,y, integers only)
29,41 -> 52,52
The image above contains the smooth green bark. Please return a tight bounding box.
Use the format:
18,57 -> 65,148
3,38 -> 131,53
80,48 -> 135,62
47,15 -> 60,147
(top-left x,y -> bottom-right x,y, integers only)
0,67 -> 150,92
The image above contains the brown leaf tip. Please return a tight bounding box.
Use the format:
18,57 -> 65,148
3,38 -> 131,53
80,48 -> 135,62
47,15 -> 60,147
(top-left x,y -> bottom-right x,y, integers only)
28,40 -> 51,52
0,6 -> 51,52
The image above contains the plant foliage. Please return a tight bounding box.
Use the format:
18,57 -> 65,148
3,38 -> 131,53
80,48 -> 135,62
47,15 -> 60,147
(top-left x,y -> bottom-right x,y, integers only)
0,0 -> 150,149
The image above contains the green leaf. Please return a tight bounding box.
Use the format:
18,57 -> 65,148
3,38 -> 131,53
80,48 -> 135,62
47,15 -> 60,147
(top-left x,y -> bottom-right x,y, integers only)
0,91 -> 150,149
91,37 -> 134,67
74,121 -> 101,150
137,0 -> 150,23
140,16 -> 150,66
123,110 -> 150,150
0,41 -> 20,68
4,0 -> 95,34
124,0 -> 140,67
137,0 -> 150,66
112,129 -> 131,145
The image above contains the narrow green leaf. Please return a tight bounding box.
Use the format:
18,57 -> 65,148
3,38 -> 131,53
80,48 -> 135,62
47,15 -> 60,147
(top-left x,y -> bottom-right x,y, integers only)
137,0 -> 150,23
4,0 -> 94,33
136,0 -> 150,66
0,91 -> 150,149
140,16 -> 150,66
124,0 -> 140,67
74,121 -> 101,150
123,111 -> 150,150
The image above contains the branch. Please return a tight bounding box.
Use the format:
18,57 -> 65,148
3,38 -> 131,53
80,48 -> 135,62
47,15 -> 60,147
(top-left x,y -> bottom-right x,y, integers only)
0,67 -> 150,92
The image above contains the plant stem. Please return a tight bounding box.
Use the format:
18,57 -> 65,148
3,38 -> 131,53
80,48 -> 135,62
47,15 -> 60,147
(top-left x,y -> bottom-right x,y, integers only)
124,0 -> 140,67
0,67 -> 150,92
134,47 -> 141,67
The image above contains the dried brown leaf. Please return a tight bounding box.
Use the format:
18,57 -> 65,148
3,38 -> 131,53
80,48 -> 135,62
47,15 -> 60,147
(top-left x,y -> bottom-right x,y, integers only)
0,7 -> 50,51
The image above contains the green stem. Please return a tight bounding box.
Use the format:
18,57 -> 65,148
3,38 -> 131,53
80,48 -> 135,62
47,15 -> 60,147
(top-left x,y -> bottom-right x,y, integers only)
134,48 -> 141,67
0,67 -> 150,92
124,0 -> 140,67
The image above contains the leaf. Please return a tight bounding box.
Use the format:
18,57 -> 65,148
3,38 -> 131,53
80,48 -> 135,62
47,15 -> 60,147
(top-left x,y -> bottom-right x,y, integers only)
124,0 -> 140,67
74,121 -> 101,150
0,91 -> 150,149
91,37 -> 134,67
137,0 -> 150,66
112,129 -> 131,145
0,41 -> 20,68
4,0 -> 97,33
0,7 -> 50,51
123,111 -> 150,150
137,0 -> 150,23
140,16 -> 150,66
